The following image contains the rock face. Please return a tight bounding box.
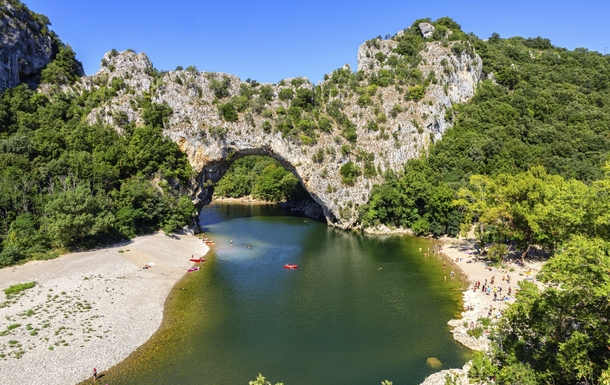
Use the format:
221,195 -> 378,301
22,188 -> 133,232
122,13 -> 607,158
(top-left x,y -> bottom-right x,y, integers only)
0,1 -> 53,91
78,31 -> 482,228
419,23 -> 435,39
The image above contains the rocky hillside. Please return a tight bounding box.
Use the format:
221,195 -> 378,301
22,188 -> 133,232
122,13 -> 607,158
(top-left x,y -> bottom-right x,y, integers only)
68,20 -> 482,228
0,0 -> 53,91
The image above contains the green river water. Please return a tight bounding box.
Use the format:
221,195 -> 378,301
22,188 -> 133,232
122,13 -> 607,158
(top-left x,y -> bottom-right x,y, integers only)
96,203 -> 471,385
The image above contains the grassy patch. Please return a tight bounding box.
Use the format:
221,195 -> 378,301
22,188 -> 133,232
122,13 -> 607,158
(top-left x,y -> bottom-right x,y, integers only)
467,326 -> 484,338
4,282 -> 36,298
478,317 -> 492,327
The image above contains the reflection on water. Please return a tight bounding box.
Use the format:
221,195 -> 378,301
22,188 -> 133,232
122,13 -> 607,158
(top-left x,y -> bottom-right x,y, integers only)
96,203 -> 470,385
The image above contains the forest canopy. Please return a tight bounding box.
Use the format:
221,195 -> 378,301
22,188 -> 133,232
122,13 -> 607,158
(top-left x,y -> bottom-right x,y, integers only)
214,156 -> 300,202
0,81 -> 195,266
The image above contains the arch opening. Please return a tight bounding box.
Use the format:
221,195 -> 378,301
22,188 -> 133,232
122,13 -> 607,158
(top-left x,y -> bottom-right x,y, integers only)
194,150 -> 328,223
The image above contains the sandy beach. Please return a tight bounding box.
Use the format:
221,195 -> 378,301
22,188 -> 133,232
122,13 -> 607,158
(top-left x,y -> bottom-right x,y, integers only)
0,232 -> 209,385
420,238 -> 544,385
440,238 -> 543,348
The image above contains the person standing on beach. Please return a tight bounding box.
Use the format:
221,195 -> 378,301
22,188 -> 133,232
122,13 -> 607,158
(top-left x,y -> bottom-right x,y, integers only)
93,368 -> 97,381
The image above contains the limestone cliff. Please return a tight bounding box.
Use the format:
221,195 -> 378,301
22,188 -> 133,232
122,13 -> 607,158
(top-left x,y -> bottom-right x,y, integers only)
0,0 -> 53,91
76,25 -> 482,229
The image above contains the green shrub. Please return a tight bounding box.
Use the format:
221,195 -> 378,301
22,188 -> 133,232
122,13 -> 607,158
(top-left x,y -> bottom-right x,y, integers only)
318,117 -> 333,132
341,144 -> 352,156
0,247 -> 24,266
290,78 -> 306,88
467,326 -> 484,338
209,126 -> 228,139
209,75 -> 231,99
343,124 -> 358,143
478,317 -> 492,327
312,149 -> 325,163
363,159 -> 377,177
40,43 -> 82,85
278,88 -> 294,101
340,161 -> 361,186
366,120 -> 379,131
390,104 -> 403,118
406,85 -> 426,101
218,103 -> 238,122
259,85 -> 274,102
262,120 -> 272,133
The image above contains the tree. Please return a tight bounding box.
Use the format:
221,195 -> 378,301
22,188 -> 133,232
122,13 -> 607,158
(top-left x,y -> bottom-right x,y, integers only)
455,167 -> 596,258
483,236 -> 610,384
209,75 -> 231,99
41,43 -> 83,85
339,161 -> 361,186
487,242 -> 509,263
252,164 -> 298,201
45,184 -> 116,247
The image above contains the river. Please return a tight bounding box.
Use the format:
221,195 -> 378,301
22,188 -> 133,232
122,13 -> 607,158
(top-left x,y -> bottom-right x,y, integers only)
99,203 -> 470,385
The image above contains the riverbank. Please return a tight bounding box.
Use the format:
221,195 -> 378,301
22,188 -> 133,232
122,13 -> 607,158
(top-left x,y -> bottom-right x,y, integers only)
419,238 -> 544,384
0,231 -> 209,385
212,196 -> 326,222
212,196 -> 276,204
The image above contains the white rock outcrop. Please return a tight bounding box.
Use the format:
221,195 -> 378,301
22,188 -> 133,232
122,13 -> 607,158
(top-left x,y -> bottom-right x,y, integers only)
77,31 -> 482,228
419,22 -> 435,39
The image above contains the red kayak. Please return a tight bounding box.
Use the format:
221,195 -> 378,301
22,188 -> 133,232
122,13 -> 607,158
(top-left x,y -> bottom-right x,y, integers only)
190,258 -> 205,263
284,264 -> 298,269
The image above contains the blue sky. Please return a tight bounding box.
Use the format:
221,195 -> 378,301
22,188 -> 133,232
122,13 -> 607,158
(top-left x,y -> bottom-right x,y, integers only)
23,0 -> 610,84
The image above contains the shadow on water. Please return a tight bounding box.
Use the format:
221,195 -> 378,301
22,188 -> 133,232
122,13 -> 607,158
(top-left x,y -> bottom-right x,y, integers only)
87,203 -> 471,385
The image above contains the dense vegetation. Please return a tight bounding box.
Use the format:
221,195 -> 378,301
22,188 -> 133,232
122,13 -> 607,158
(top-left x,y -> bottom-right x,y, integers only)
454,165 -> 610,384
0,11 -> 195,266
359,19 -> 610,237
470,237 -> 610,384
214,156 -> 301,202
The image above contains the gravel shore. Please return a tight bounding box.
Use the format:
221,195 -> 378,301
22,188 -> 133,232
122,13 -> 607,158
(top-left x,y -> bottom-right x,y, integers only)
0,232 -> 209,385
418,238 -> 544,385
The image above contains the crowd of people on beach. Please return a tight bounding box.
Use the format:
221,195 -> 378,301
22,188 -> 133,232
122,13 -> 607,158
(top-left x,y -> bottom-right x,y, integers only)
471,275 -> 515,303
432,242 -> 543,329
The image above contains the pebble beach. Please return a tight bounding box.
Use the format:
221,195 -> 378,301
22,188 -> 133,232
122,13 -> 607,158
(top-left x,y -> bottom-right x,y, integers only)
420,238 -> 544,385
0,232 -> 209,385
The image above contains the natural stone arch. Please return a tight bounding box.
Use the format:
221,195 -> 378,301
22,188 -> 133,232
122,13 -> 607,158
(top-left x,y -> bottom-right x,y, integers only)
82,30 -> 483,228
188,147 -> 332,222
